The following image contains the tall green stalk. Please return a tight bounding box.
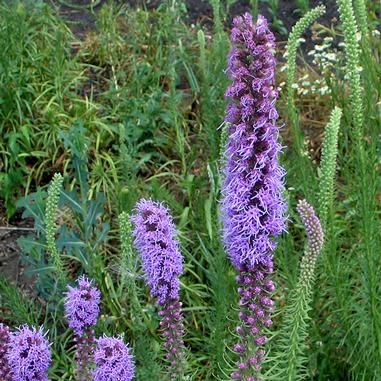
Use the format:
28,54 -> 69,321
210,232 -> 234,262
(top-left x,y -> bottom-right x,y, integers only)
285,5 -> 326,195
45,173 -> 66,285
118,212 -> 141,318
318,107 -> 342,229
337,0 -> 381,377
270,200 -> 324,380
353,0 -> 369,38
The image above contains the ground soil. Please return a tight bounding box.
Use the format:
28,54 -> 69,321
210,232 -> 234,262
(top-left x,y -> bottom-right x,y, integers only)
0,203 -> 34,295
0,0 -> 338,289
47,0 -> 338,40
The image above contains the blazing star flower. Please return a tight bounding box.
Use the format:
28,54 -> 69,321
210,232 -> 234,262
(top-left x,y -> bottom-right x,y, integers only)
64,276 -> 101,381
222,13 -> 286,271
131,199 -> 185,377
93,336 -> 135,381
64,275 -> 101,336
221,13 -> 286,380
131,199 -> 183,305
0,323 -> 12,381
7,325 -> 51,381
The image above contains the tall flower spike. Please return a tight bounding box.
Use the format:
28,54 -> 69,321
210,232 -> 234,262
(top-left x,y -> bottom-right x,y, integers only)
7,325 -> 51,381
93,336 -> 135,381
64,275 -> 101,381
271,200 -> 323,379
0,323 -> 12,381
131,199 -> 185,379
222,13 -> 286,380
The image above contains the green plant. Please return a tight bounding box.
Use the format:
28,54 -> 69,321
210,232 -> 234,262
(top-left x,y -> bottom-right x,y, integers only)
269,200 -> 324,381
318,107 -> 342,229
17,123 -> 110,302
353,0 -> 369,38
336,0 -> 381,378
0,274 -> 40,326
45,173 -> 66,285
284,5 -> 326,196
264,0 -> 288,36
0,1 -> 83,216
295,0 -> 310,14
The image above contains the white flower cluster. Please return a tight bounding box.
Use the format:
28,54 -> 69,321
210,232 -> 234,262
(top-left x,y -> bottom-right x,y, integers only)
279,35 -> 345,97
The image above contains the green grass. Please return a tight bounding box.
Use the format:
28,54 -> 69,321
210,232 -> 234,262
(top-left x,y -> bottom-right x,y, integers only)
0,0 -> 380,380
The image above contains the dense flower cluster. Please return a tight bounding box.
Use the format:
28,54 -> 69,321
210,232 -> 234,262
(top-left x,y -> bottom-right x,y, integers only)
222,13 -> 286,270
0,323 -> 12,381
131,199 -> 183,305
93,336 -> 135,381
131,199 -> 185,379
7,326 -> 51,381
64,275 -> 101,335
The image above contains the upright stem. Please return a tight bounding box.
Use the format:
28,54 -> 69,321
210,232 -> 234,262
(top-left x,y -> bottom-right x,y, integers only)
75,327 -> 95,381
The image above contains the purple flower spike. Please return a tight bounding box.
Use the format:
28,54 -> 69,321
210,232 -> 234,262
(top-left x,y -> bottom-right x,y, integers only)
131,199 -> 183,305
93,336 -> 135,381
64,276 -> 101,381
7,325 -> 51,381
222,13 -> 286,380
64,275 -> 101,335
131,199 -> 185,378
0,323 -> 12,381
222,12 -> 286,271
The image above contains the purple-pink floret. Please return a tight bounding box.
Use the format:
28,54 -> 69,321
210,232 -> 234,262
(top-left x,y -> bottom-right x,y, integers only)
7,326 -> 51,381
0,323 -> 12,381
64,275 -> 101,335
222,13 -> 286,270
131,199 -> 183,305
93,336 -> 135,381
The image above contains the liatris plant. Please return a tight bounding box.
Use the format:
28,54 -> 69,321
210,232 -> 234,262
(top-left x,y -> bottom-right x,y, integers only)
131,199 -> 185,380
64,275 -> 101,381
318,107 -> 342,229
93,336 -> 135,381
45,173 -> 66,288
221,13 -> 286,380
7,325 -> 51,381
271,200 -> 324,380
0,323 -> 11,381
